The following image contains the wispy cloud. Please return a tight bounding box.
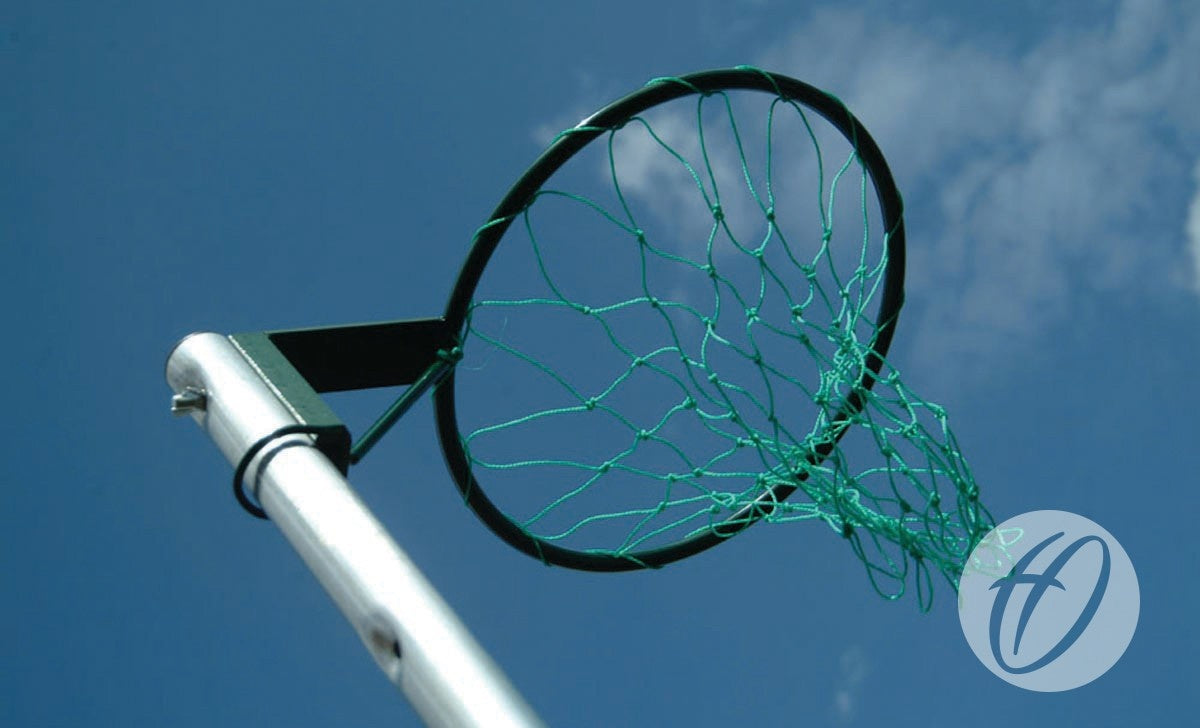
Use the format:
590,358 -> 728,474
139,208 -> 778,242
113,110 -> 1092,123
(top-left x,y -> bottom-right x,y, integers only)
830,645 -> 870,724
759,0 -> 1200,378
529,1 -> 1200,384
1188,159 -> 1200,294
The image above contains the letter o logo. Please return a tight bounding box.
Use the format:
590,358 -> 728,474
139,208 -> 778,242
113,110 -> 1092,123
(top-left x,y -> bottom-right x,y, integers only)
958,510 -> 1139,691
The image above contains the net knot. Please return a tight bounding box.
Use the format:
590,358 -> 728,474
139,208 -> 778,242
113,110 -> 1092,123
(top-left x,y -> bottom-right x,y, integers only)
765,207 -> 776,222
583,397 -> 598,411
712,204 -> 724,221
635,229 -> 646,244
713,492 -> 738,509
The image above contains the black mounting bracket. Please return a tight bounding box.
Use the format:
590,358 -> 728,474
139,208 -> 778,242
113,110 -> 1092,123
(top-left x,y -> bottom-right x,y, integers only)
229,317 -> 456,474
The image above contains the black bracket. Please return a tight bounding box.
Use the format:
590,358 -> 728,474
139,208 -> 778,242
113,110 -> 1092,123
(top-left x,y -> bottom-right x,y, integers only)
229,317 -> 456,476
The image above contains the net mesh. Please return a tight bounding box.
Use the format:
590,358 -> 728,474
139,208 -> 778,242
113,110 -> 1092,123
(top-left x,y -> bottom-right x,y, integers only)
454,76 -> 994,609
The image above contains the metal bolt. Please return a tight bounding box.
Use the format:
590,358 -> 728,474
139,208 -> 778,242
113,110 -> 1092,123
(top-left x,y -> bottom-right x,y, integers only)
171,387 -> 207,416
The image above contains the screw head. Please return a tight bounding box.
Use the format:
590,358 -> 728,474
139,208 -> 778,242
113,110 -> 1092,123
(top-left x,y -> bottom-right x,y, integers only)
171,387 -> 207,416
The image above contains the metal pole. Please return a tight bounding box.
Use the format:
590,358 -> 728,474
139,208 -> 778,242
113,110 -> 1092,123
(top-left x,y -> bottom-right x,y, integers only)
166,332 -> 545,728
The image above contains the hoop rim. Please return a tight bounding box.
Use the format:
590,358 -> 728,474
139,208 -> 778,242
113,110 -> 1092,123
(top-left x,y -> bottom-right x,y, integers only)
434,66 -> 906,571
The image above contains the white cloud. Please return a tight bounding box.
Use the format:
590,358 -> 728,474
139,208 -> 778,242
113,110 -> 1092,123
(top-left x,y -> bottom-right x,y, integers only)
755,1 -> 1200,379
1189,159 -> 1200,293
606,108 -> 772,248
830,645 -> 870,724
528,1 -> 1200,384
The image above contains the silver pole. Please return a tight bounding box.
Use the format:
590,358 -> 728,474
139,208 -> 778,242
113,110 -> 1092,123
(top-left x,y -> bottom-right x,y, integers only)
166,332 -> 545,728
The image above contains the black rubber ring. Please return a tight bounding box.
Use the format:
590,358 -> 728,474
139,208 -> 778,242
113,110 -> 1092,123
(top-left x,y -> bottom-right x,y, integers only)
232,424 -> 327,519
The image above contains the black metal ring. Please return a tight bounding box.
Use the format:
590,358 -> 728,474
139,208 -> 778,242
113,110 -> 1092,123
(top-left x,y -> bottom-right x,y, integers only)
434,66 -> 906,571
232,424 -> 329,519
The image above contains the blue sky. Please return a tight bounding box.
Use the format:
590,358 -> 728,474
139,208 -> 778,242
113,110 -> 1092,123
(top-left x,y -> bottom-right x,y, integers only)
4,1 -> 1199,726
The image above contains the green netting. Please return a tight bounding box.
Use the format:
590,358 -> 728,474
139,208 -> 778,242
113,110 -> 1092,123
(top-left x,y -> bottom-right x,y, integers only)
454,78 -> 994,609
